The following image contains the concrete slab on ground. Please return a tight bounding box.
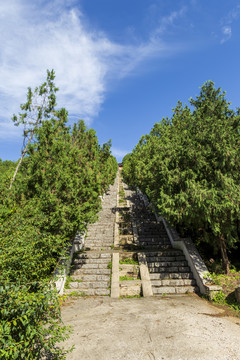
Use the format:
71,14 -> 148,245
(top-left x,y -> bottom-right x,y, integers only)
60,295 -> 240,360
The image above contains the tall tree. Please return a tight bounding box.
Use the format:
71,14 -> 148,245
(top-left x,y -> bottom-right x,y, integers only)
123,81 -> 240,274
9,69 -> 58,189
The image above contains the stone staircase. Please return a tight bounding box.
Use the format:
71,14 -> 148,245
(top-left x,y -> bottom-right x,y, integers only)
68,251 -> 112,296
146,249 -> 197,295
129,193 -> 198,296
64,170 -> 199,297
64,176 -> 118,296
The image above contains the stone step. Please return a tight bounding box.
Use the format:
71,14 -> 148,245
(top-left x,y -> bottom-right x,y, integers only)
85,246 -> 113,250
139,241 -> 170,246
73,258 -> 110,265
85,240 -> 113,244
147,261 -> 188,267
150,272 -> 193,280
137,230 -> 168,235
153,286 -> 198,295
86,230 -> 113,234
72,263 -> 110,270
71,268 -> 111,275
119,280 -> 142,297
151,279 -> 196,286
149,266 -> 190,273
65,288 -> 110,296
75,253 -> 111,259
146,256 -> 186,262
85,242 -> 113,247
86,235 -> 113,239
146,250 -> 183,256
69,281 -> 110,289
71,274 -> 110,282
138,237 -> 170,242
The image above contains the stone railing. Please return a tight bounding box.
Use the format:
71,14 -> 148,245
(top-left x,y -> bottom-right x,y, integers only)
53,232 -> 85,295
137,189 -> 221,299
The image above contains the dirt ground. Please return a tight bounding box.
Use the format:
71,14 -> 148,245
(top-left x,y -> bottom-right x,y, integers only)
60,295 -> 240,360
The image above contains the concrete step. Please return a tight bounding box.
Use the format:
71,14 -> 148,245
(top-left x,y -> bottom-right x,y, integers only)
150,272 -> 193,280
75,253 -> 111,259
119,280 -> 142,297
71,263 -> 110,270
71,274 -> 110,282
65,288 -> 110,296
148,261 -> 188,267
73,258 -> 110,265
69,281 -> 110,289
146,256 -> 186,262
153,286 -> 198,295
146,250 -> 183,256
139,241 -> 170,246
138,237 -> 170,242
71,268 -> 111,275
85,246 -> 113,251
149,266 -> 191,273
151,279 -> 196,286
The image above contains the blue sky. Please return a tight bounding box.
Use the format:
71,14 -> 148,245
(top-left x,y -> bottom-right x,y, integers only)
1,0 -> 240,161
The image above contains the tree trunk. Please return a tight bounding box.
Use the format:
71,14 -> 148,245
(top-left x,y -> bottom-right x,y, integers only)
219,234 -> 230,275
9,129 -> 35,190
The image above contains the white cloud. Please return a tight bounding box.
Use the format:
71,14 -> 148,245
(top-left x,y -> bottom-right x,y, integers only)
221,25 -> 232,43
111,147 -> 129,161
0,0 -> 183,139
154,6 -> 187,36
220,5 -> 240,43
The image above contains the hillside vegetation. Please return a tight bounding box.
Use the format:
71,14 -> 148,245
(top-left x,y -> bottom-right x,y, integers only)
0,71 -> 118,359
122,81 -> 240,275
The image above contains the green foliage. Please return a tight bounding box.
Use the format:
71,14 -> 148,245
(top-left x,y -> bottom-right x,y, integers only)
119,275 -> 135,281
119,258 -> 138,265
0,70 -> 118,358
123,81 -> 240,273
212,289 -> 240,314
10,70 -> 59,189
0,282 -> 72,359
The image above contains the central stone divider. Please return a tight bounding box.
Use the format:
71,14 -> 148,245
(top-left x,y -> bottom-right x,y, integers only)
111,169 -> 144,298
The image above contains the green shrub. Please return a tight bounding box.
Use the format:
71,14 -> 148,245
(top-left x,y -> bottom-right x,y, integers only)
0,282 -> 72,359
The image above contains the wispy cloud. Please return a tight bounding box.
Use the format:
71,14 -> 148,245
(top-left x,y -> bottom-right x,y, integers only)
0,0 -> 185,139
111,147 -> 129,161
154,6 -> 187,36
221,26 -> 232,43
220,4 -> 240,43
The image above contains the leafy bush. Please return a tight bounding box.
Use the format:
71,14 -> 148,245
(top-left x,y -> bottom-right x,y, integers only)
0,282 -> 72,359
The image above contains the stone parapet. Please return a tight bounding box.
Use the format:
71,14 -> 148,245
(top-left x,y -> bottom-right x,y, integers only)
137,188 -> 222,298
54,232 -> 85,295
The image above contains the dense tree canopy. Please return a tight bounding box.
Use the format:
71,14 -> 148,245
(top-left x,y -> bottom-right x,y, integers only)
123,81 -> 240,274
0,70 -> 118,358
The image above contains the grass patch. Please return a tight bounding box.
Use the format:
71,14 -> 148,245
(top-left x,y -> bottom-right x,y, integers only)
209,270 -> 240,316
64,276 -> 74,289
107,261 -> 112,269
119,275 -> 135,281
120,258 -> 138,265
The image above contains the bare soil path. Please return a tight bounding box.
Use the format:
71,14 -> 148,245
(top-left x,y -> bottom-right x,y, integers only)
61,295 -> 240,360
